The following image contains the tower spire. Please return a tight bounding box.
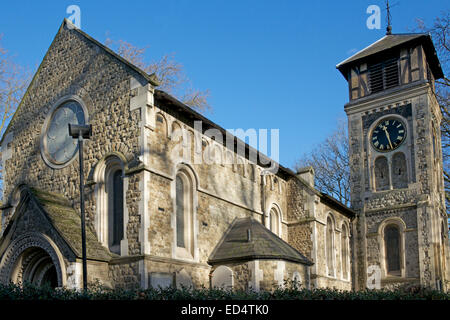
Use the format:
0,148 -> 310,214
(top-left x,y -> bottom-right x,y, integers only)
386,0 -> 392,35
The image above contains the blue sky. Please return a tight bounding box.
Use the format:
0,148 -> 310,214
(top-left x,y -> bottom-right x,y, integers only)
0,0 -> 448,170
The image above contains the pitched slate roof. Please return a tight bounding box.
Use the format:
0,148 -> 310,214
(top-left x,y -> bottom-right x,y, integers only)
29,187 -> 112,261
336,33 -> 444,80
208,217 -> 313,265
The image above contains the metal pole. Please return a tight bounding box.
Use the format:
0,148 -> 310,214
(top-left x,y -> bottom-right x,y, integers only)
78,133 -> 88,291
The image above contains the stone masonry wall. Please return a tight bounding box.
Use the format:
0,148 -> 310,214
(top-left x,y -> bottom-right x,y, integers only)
312,204 -> 352,291
146,103 -> 294,268
0,21 -> 356,290
2,24 -> 145,258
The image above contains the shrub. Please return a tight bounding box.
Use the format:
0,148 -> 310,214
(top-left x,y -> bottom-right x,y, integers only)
0,282 -> 447,300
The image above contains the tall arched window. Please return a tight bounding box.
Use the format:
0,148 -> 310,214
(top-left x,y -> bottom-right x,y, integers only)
392,152 -> 408,189
441,222 -> 447,276
384,224 -> 401,275
326,216 -> 335,276
176,176 -> 186,248
175,169 -> 195,259
341,224 -> 349,279
108,167 -> 124,254
155,113 -> 167,137
374,156 -> 389,191
269,207 -> 280,236
94,154 -> 126,255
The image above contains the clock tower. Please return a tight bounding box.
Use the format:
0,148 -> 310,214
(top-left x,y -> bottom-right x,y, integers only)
337,32 -> 450,290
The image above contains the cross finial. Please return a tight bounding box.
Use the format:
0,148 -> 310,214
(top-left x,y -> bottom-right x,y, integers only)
386,0 -> 392,35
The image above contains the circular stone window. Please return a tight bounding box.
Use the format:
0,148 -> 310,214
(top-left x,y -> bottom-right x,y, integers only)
41,99 -> 87,168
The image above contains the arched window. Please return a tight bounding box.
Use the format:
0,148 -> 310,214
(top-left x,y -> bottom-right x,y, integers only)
187,130 -> 195,162
175,169 -> 195,259
392,152 -> 408,189
107,167 -> 124,254
341,224 -> 349,279
112,170 -> 124,246
176,176 -> 186,248
441,222 -> 447,275
155,113 -> 167,137
171,121 -> 182,136
269,207 -> 280,236
374,156 -> 389,191
384,224 -> 401,275
94,155 -> 125,255
326,216 -> 335,276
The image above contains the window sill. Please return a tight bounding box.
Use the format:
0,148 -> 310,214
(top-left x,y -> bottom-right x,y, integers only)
381,276 -> 418,284
175,247 -> 195,261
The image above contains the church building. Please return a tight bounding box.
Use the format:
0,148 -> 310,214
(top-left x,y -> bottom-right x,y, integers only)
0,19 -> 448,291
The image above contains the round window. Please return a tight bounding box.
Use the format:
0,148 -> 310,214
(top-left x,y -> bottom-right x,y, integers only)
42,100 -> 86,167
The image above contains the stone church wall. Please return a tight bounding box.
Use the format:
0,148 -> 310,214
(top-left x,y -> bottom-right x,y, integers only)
0,21 -> 357,291
365,208 -> 420,280
286,180 -> 314,260
144,257 -> 210,290
1,24 -> 145,260
145,103 -> 292,268
311,204 -> 352,291
212,260 -> 309,292
257,260 -> 308,291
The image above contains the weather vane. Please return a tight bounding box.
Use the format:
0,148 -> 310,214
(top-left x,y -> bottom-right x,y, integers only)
386,0 -> 392,35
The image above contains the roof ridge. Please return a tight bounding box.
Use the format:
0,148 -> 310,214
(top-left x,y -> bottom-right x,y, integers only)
63,19 -> 160,86
336,35 -> 387,68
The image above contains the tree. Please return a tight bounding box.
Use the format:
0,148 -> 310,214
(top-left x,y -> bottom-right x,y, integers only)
417,12 -> 450,215
0,35 -> 31,201
105,39 -> 211,113
0,36 -> 30,137
294,120 -> 350,207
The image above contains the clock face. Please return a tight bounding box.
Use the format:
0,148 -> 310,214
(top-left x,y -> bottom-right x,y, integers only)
371,118 -> 406,152
45,100 -> 85,165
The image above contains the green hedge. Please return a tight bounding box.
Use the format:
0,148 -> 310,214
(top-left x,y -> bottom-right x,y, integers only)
0,282 -> 448,300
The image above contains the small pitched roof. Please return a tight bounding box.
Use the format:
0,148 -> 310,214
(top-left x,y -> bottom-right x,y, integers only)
208,217 -> 313,266
29,187 -> 112,261
336,33 -> 444,80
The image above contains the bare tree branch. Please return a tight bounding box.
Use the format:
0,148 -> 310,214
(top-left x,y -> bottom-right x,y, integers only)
105,38 -> 211,113
294,119 -> 350,207
417,11 -> 450,219
0,35 -> 31,202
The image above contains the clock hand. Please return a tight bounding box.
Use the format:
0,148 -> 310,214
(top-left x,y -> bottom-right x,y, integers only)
382,126 -> 394,149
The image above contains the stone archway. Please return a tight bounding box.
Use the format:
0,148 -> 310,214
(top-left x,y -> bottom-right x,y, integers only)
0,233 -> 66,287
11,247 -> 58,287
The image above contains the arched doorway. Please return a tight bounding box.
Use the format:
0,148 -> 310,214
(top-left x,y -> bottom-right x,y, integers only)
11,247 -> 58,288
0,233 -> 66,288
